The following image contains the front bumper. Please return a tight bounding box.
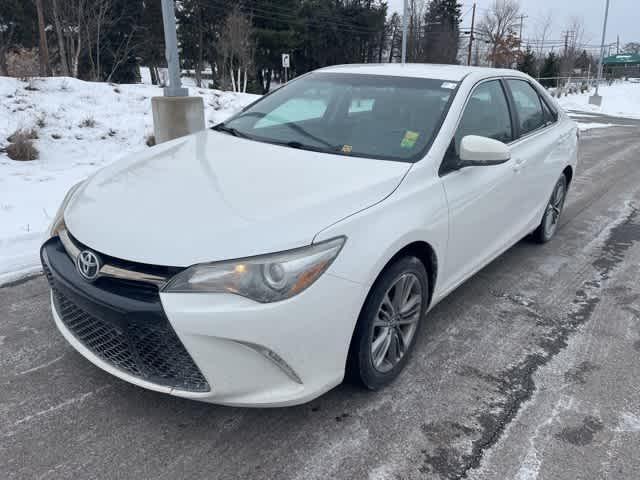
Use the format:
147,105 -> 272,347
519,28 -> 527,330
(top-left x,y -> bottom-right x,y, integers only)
42,237 -> 366,407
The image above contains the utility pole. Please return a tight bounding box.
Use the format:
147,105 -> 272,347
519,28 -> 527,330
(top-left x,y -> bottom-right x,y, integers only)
152,0 -> 205,144
160,0 -> 187,97
617,35 -> 620,54
562,30 -> 575,57
402,0 -> 408,64
518,15 -> 527,54
590,0 -> 611,106
467,3 -> 476,66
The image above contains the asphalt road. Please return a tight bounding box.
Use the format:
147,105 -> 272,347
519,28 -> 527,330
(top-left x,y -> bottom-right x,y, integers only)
2,114 -> 640,480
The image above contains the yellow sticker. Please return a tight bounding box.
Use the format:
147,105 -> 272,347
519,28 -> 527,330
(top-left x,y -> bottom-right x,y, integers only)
342,144 -> 353,153
401,130 -> 420,149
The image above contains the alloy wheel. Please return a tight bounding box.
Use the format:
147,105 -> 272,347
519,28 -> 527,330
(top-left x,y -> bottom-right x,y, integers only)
370,273 -> 423,373
544,178 -> 566,238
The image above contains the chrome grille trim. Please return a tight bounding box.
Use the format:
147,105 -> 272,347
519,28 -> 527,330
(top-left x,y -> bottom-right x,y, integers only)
58,226 -> 171,289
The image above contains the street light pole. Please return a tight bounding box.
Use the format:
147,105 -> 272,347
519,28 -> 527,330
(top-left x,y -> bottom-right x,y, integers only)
152,0 -> 204,144
590,0 -> 611,105
160,0 -> 188,97
401,0 -> 408,64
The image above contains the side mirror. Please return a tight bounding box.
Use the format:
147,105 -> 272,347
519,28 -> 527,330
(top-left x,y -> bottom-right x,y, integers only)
458,135 -> 511,167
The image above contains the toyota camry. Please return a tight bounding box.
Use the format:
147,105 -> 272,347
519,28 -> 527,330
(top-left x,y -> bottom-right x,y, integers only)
41,64 -> 578,407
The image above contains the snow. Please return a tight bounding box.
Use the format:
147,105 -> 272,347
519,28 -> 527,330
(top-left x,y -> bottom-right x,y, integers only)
0,76 -> 257,285
555,82 -> 640,119
577,122 -> 632,132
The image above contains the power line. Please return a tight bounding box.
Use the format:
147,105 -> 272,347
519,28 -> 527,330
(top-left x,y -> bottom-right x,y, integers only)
197,0 -> 386,37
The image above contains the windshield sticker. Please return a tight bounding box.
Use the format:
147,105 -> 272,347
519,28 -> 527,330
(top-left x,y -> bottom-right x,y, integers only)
401,131 -> 420,149
341,144 -> 353,153
441,82 -> 458,90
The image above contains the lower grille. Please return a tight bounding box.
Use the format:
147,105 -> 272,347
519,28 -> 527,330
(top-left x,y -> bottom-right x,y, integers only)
42,255 -> 210,393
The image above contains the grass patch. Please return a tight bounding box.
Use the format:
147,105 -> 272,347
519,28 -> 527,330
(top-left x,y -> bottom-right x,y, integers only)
35,113 -> 47,128
7,128 -> 38,142
4,129 -> 39,161
79,116 -> 96,128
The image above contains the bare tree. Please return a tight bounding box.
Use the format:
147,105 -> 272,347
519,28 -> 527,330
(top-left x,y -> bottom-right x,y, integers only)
219,7 -> 253,93
34,0 -> 51,75
406,0 -> 425,62
478,0 -> 522,67
51,0 -> 86,78
0,17 -> 15,76
386,12 -> 402,63
624,42 -> 640,54
533,12 -> 553,72
50,0 -> 69,76
560,16 -> 588,76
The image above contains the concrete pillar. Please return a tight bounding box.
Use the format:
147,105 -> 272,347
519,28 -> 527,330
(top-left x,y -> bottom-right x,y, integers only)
151,96 -> 205,144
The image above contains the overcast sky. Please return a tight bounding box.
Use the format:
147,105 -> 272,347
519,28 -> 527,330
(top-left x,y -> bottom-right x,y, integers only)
387,0 -> 637,49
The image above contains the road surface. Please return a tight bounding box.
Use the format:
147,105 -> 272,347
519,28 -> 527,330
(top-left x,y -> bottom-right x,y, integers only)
2,114 -> 640,480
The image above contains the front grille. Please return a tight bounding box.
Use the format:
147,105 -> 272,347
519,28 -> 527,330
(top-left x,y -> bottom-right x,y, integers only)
42,257 -> 210,393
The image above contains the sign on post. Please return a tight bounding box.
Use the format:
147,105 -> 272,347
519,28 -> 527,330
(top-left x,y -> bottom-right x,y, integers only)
282,53 -> 290,83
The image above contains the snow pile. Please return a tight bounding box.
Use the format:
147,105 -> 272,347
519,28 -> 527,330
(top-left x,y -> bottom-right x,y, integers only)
555,82 -> 640,119
0,76 -> 257,284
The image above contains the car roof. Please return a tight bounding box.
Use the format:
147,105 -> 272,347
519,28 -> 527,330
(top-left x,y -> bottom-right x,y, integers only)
317,63 -> 527,82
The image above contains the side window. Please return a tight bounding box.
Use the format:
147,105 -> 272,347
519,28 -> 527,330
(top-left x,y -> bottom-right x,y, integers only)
507,80 -> 545,135
454,80 -> 513,154
540,97 -> 557,125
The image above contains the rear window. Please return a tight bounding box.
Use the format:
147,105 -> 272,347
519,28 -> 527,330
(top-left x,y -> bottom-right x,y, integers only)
216,72 -> 458,162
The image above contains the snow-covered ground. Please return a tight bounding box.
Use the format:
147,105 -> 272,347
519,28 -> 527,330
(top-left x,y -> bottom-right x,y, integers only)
556,82 -> 640,119
0,76 -> 257,284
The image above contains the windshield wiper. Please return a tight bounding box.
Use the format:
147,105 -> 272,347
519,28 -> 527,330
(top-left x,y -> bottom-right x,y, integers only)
213,124 -> 251,139
284,141 -> 341,154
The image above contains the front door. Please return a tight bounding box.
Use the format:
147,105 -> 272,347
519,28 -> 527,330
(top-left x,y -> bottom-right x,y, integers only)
439,79 -> 519,293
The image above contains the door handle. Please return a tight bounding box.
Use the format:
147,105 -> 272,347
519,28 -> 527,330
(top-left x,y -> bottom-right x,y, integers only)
512,157 -> 525,172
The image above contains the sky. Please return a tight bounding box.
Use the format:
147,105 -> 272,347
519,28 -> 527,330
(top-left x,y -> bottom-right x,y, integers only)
387,0 -> 638,50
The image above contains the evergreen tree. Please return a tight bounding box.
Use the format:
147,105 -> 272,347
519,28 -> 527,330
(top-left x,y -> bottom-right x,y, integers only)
139,0 -> 166,85
517,46 -> 536,76
252,0 -> 301,93
574,49 -> 592,74
539,52 -> 560,87
178,0 -> 231,88
422,0 -> 462,64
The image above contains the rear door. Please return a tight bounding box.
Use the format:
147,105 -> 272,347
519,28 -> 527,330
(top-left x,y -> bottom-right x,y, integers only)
439,79 -> 519,293
504,79 -> 563,231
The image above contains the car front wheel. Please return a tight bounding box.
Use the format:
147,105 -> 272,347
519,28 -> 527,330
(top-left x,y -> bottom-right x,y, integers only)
348,256 -> 428,390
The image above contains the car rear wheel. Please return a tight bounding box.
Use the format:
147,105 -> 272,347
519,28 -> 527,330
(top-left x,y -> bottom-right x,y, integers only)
533,174 -> 567,243
347,256 -> 428,390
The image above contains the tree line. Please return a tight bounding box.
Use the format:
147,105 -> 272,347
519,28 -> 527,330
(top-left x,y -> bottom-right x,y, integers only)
1,0 -> 465,93
1,0 -> 637,93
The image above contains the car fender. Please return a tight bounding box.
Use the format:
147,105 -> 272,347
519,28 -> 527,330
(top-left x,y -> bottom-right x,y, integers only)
314,163 -> 449,302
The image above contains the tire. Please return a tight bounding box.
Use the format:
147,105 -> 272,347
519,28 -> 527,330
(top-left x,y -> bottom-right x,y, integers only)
533,174 -> 568,244
347,256 -> 428,390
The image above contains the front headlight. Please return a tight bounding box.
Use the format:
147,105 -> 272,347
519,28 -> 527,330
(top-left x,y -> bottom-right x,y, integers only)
163,237 -> 346,303
48,181 -> 85,238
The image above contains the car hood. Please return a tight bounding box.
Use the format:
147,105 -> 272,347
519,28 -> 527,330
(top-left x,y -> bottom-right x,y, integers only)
64,129 -> 410,266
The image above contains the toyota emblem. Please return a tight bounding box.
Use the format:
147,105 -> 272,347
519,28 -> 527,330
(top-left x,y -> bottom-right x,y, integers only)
76,250 -> 101,282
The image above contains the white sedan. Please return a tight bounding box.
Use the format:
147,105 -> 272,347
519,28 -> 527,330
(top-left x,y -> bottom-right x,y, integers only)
42,64 -> 578,407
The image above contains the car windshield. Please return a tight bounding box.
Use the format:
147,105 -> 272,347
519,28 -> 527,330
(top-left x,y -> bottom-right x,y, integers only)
215,72 -> 458,162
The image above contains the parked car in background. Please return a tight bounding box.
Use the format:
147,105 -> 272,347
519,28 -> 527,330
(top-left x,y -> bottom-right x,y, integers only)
42,64 -> 578,407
